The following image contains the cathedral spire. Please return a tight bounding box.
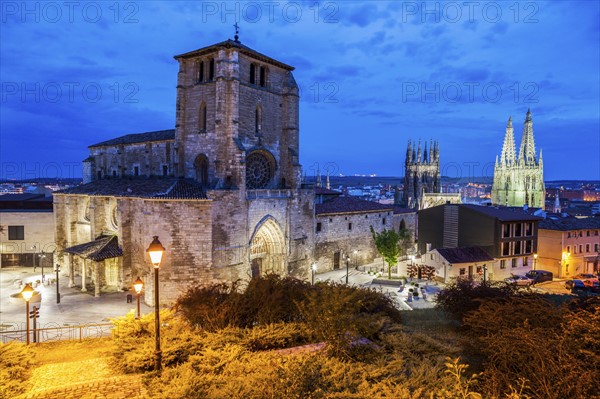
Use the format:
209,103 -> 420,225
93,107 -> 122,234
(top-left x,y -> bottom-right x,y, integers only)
500,116 -> 516,166
316,165 -> 322,188
518,109 -> 536,165
326,170 -> 330,190
406,140 -> 412,163
417,139 -> 422,164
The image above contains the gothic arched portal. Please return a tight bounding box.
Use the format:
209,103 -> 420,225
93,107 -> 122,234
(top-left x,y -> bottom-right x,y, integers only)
249,216 -> 286,278
194,154 -> 209,186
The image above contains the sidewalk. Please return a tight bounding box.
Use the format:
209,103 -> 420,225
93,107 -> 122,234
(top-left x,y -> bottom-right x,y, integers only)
0,267 -> 152,330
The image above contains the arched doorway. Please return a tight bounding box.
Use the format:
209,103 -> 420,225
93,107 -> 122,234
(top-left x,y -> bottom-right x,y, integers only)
249,216 -> 286,278
194,155 -> 209,186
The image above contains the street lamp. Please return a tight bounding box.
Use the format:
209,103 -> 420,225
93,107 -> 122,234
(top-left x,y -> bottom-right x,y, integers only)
533,253 -> 538,270
32,245 -> 37,272
54,264 -> 61,304
482,264 -> 488,285
146,236 -> 165,371
311,263 -> 317,285
40,252 -> 46,283
353,250 -> 358,270
345,255 -> 350,284
20,283 -> 35,345
133,277 -> 144,319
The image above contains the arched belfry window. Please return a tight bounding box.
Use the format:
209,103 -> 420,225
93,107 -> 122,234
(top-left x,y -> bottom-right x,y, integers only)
209,58 -> 215,80
199,102 -> 207,132
259,66 -> 267,87
194,154 -> 209,186
250,64 -> 256,84
196,60 -> 204,83
255,106 -> 262,133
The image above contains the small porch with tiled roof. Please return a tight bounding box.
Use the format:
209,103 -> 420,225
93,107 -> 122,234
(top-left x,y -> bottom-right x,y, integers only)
64,235 -> 123,297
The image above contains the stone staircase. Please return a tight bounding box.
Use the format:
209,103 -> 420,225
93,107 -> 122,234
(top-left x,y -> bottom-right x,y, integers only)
21,375 -> 147,399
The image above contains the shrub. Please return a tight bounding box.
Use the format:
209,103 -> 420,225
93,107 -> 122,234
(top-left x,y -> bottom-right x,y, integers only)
0,342 -> 36,399
241,322 -> 313,351
435,278 -> 521,321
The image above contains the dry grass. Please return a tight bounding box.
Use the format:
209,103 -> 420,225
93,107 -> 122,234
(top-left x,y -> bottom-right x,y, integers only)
32,338 -> 115,365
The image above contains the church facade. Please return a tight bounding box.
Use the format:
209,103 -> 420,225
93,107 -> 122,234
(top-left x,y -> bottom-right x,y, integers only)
54,38 -> 410,304
491,110 -> 545,209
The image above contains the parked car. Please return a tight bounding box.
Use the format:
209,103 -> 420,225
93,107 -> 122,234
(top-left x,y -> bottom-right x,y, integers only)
565,279 -> 586,291
582,279 -> 600,291
505,275 -> 534,286
573,273 -> 599,283
525,270 -> 553,283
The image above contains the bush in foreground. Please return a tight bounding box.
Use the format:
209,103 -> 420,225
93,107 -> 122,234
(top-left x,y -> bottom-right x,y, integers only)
0,342 -> 36,399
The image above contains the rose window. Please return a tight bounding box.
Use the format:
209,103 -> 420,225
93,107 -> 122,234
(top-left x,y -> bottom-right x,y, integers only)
246,152 -> 273,189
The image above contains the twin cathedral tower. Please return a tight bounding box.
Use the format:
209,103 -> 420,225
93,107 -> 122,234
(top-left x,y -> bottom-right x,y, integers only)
400,109 -> 545,210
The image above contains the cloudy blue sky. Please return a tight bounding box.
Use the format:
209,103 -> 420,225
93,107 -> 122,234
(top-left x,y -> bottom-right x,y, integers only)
1,0 -> 599,180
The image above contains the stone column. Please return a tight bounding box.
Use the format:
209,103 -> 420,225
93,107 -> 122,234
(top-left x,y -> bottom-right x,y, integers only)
94,261 -> 101,297
68,254 -> 75,288
81,259 -> 87,292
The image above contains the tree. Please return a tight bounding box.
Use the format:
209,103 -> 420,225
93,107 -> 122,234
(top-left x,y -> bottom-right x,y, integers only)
370,226 -> 401,279
398,219 -> 412,259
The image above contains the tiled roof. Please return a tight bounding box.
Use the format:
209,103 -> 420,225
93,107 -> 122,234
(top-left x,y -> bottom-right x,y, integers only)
461,204 -> 541,221
393,205 -> 415,215
57,178 -> 207,200
539,217 -> 600,231
64,235 -> 123,261
316,196 -> 393,215
436,247 -> 494,264
174,39 -> 295,71
89,129 -> 175,148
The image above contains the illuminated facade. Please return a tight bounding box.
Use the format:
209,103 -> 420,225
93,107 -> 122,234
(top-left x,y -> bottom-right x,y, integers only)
491,110 -> 545,209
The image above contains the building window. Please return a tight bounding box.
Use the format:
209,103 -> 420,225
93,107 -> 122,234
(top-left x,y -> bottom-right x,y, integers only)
515,223 -> 522,237
329,218 -> 332,223
525,240 -> 532,254
348,222 -> 352,231
567,232 -> 571,238
579,231 -> 583,237
162,165 -> 168,177
199,102 -> 207,132
567,245 -> 571,254
250,64 -> 256,84
525,222 -> 533,236
500,260 -> 506,269
574,246 -> 577,254
595,230 -> 598,236
523,257 -> 528,267
502,224 -> 511,238
586,244 -> 590,252
511,258 -> 517,268
134,166 -> 139,176
579,244 -> 583,253
587,230 -> 591,237
459,268 -> 466,276
208,58 -> 215,80
514,241 -> 522,255
476,266 -> 483,275
97,170 -> 102,179
382,217 -> 386,225
595,243 -> 598,252
255,106 -> 262,133
502,242 -> 510,256
316,222 -> 322,233
8,226 -> 24,240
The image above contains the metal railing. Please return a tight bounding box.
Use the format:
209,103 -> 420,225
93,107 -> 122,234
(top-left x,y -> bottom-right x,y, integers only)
0,323 -> 113,344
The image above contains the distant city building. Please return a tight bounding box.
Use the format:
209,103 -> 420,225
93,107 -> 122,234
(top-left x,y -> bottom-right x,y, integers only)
491,110 -> 546,209
537,218 -> 600,277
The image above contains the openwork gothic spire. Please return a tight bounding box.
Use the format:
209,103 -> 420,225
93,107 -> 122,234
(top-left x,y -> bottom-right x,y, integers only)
500,116 -> 516,166
518,109 -> 536,165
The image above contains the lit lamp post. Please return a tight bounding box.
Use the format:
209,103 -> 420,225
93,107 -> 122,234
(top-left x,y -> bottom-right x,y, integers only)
54,264 -> 61,304
40,252 -> 45,283
311,263 -> 317,285
20,283 -> 35,345
345,255 -> 350,284
146,236 -> 165,371
353,250 -> 358,270
133,277 -> 144,319
533,253 -> 538,270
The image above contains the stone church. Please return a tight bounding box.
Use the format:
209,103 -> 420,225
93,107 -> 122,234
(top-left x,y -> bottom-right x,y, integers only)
491,110 -> 545,209
54,37 -> 416,304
